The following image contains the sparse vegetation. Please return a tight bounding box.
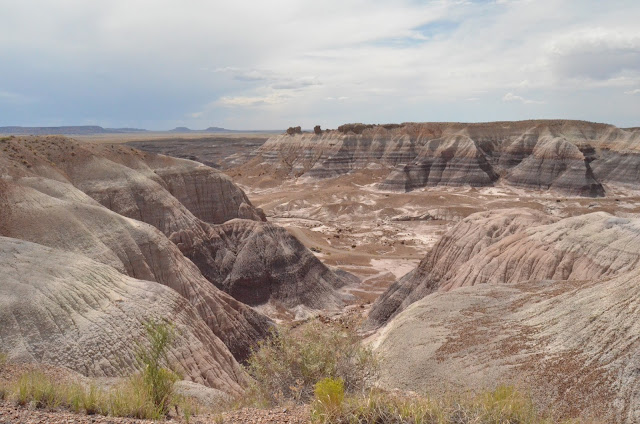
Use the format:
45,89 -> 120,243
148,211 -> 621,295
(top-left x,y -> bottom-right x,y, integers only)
0,351 -> 7,370
245,319 -> 378,406
311,385 -> 557,424
0,320 -> 187,420
14,371 -> 63,409
66,383 -> 104,415
243,319 -> 566,423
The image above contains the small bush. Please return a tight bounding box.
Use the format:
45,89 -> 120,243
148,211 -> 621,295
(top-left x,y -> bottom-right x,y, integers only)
474,384 -> 539,423
315,378 -> 345,407
135,319 -> 180,416
245,319 -> 377,406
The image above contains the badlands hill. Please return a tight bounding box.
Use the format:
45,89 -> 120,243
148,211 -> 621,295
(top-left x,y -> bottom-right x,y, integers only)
0,135 -> 351,391
0,237 -> 248,396
368,209 -> 640,422
232,120 -> 640,197
366,209 -> 640,328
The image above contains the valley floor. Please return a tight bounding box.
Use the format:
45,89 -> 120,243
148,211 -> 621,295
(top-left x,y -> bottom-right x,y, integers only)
234,170 -> 640,303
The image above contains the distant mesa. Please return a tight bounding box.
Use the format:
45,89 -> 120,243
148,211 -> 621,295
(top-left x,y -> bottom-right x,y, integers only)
205,126 -> 232,132
0,125 -> 283,135
169,126 -> 283,134
170,126 -> 194,132
0,125 -> 147,135
168,126 -> 232,133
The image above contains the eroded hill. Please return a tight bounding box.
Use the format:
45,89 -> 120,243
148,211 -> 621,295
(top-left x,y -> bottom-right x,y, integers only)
230,120 -> 640,197
0,135 -> 353,396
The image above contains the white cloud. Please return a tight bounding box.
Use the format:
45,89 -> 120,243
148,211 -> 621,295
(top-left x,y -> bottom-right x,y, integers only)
217,93 -> 291,108
502,93 -> 544,104
625,88 -> 640,95
547,28 -> 640,81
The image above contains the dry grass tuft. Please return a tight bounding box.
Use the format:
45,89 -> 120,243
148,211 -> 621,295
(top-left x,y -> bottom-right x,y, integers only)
311,385 -> 574,424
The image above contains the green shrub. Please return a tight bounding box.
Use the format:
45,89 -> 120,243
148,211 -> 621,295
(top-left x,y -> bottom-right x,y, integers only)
314,377 -> 345,408
312,377 -> 345,421
245,319 -> 377,406
135,319 -> 180,416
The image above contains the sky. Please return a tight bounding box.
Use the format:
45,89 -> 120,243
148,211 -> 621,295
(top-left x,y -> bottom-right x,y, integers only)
1,0 -> 639,130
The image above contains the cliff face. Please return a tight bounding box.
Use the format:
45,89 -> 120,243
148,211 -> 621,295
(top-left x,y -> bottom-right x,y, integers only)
240,120 -> 640,196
